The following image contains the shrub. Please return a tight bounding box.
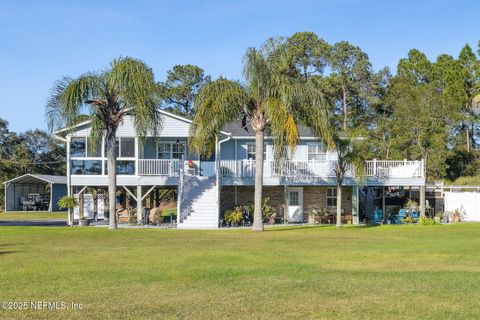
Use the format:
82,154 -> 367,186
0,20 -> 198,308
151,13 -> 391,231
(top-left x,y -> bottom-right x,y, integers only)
419,216 -> 438,225
58,196 -> 77,210
224,207 -> 243,226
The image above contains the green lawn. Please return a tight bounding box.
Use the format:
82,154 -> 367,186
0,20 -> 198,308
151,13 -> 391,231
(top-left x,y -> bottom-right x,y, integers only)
0,211 -> 66,220
1,224 -> 479,319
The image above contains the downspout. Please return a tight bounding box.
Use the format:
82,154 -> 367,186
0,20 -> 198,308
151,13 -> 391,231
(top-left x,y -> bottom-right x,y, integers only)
216,134 -> 232,227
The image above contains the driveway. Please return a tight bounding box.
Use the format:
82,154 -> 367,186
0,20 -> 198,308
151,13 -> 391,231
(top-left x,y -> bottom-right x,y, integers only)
0,219 -> 67,227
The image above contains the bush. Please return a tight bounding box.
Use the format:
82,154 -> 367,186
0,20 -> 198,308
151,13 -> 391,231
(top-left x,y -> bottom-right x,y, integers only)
224,207 -> 243,226
57,196 -> 77,210
419,216 -> 438,225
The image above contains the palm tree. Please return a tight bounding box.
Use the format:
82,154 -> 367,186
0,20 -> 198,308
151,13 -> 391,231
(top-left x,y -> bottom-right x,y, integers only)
46,57 -> 162,229
189,39 -> 334,231
333,137 -> 364,227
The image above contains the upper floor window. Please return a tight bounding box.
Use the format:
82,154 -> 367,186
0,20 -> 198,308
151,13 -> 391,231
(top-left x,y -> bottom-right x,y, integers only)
308,142 -> 326,161
71,137 -> 103,158
104,137 -> 135,158
246,143 -> 266,160
70,137 -> 86,157
119,138 -> 135,158
158,142 -> 186,159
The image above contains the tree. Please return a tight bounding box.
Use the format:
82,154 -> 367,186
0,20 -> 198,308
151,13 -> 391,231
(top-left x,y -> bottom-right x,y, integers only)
285,31 -> 330,80
46,57 -> 162,229
158,64 -> 211,117
333,137 -> 364,227
327,41 -> 377,131
385,77 -> 451,178
189,39 -> 334,231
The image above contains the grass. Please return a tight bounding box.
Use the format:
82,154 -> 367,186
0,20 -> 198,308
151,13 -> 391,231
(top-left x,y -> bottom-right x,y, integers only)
0,211 -> 66,220
0,224 -> 480,319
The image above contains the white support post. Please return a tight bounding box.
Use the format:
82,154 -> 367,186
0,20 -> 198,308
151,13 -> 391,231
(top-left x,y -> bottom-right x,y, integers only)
137,185 -> 143,225
66,136 -> 72,225
382,186 -> 386,224
420,185 -> 426,217
49,182 -> 53,212
135,137 -> 139,176
373,158 -> 377,177
352,186 -> 359,225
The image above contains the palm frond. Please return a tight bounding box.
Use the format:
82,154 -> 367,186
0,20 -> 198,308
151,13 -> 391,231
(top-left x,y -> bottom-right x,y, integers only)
189,78 -> 249,156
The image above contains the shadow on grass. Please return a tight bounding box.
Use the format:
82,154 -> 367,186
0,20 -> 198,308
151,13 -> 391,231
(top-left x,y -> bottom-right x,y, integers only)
266,225 -> 333,232
357,224 -> 382,228
0,250 -> 18,256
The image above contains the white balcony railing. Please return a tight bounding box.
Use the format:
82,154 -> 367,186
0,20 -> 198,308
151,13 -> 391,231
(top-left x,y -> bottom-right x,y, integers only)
138,159 -> 424,179
138,159 -> 181,176
220,159 -> 424,179
138,159 -> 216,177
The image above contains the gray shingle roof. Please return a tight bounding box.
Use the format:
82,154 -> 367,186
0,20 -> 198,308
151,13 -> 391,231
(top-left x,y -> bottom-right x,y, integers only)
221,121 -> 316,137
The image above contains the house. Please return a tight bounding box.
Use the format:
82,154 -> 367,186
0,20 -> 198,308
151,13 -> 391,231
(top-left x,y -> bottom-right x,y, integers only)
55,110 -> 426,229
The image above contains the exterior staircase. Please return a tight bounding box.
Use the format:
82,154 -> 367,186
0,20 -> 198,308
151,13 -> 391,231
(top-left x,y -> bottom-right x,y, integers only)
177,175 -> 219,229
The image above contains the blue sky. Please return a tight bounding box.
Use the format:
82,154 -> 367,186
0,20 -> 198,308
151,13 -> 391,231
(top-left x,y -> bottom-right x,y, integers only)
0,0 -> 479,132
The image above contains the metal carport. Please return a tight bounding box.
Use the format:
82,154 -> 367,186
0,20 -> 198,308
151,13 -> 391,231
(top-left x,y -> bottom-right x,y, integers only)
3,174 -> 67,212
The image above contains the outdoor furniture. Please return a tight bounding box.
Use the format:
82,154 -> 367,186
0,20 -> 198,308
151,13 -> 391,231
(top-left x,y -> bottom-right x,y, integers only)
390,208 -> 407,224
370,208 -> 383,224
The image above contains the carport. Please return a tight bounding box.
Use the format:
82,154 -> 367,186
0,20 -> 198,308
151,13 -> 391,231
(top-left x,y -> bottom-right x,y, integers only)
3,174 -> 67,212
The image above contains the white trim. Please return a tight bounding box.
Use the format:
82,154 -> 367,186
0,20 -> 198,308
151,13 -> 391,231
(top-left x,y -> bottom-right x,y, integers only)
156,140 -> 187,160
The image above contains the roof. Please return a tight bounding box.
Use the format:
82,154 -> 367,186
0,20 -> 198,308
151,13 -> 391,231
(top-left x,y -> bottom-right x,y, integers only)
3,174 -> 67,185
221,121 -> 316,137
55,109 -> 230,137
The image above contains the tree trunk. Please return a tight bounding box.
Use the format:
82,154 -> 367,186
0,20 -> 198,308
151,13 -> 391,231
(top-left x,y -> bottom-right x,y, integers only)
336,181 -> 342,228
466,123 -> 470,152
252,129 -> 265,232
342,85 -> 348,131
106,132 -> 117,229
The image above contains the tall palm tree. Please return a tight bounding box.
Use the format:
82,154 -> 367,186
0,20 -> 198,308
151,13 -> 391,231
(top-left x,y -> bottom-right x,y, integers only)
189,39 -> 334,231
333,137 -> 364,227
46,57 -> 162,229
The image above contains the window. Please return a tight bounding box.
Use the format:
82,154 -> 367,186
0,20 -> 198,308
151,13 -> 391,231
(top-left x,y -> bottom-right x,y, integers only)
172,142 -> 186,159
308,143 -> 326,161
104,160 -> 135,175
289,191 -> 299,206
87,137 -> 102,157
246,143 -> 266,160
104,137 -> 135,158
120,138 -> 135,157
326,188 -> 337,207
157,142 -> 186,159
70,137 -> 86,157
71,160 -> 102,175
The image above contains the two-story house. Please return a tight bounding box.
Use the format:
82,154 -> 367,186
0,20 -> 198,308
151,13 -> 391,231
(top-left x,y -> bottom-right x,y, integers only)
55,110 -> 426,229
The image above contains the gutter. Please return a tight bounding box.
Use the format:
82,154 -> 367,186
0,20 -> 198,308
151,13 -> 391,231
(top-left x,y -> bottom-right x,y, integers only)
216,134 -> 232,227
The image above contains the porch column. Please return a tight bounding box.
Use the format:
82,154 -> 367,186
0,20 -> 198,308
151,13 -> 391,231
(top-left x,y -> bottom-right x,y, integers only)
382,186 -> 386,224
284,185 -> 288,224
352,186 -> 359,225
420,185 -> 426,217
137,185 -> 143,225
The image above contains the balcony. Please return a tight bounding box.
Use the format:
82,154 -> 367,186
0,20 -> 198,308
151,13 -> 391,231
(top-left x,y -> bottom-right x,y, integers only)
137,159 -> 424,179
138,159 -> 216,177
219,159 -> 424,179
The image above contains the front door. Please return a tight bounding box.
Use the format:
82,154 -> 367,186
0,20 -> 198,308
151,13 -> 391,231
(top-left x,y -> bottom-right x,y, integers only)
288,187 -> 304,223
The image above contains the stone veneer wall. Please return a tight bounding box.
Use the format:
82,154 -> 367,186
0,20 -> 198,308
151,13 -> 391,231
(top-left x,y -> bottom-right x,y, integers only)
221,186 -> 353,221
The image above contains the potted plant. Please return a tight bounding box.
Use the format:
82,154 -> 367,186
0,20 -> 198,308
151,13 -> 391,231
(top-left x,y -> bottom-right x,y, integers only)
224,207 -> 243,227
57,195 -> 78,227
78,216 -> 89,227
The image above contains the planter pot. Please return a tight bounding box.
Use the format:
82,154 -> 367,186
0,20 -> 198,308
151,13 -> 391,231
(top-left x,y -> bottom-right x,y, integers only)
79,219 -> 89,227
